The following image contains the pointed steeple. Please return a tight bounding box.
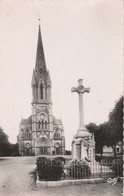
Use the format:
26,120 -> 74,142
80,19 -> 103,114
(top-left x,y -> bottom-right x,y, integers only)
31,69 -> 37,86
31,25 -> 52,104
35,25 -> 47,74
47,71 -> 52,86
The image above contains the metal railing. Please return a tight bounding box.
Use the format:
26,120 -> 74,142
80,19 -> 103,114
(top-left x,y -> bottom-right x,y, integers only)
37,157 -> 123,181
63,159 -> 123,180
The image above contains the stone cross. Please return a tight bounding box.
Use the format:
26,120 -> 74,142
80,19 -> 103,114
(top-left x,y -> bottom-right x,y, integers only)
71,79 -> 90,128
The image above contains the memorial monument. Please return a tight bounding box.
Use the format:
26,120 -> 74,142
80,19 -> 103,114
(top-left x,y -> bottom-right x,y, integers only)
71,79 -> 95,161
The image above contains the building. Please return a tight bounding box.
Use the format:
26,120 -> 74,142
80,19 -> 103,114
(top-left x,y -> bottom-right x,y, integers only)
18,26 -> 65,156
103,146 -> 113,154
115,141 -> 123,155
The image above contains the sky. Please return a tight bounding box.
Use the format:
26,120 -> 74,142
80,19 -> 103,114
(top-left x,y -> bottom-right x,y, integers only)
0,0 -> 123,150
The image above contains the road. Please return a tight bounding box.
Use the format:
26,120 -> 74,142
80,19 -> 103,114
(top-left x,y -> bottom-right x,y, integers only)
0,157 -> 36,196
0,157 -> 122,196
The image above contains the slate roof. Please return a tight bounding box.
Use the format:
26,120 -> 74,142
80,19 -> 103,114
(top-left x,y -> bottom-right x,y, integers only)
53,116 -> 62,125
21,115 -> 32,125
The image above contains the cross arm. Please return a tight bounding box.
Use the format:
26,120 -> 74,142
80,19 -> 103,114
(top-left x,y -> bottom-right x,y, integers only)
71,87 -> 78,93
84,87 -> 90,93
71,86 -> 90,94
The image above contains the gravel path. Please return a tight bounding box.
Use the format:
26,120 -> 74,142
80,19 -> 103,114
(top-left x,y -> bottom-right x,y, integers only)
0,157 -> 36,196
0,157 -> 122,196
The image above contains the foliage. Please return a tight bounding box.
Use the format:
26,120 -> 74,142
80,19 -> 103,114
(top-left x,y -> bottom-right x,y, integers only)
68,159 -> 91,179
55,156 -> 66,164
108,96 -> 123,145
86,123 -> 99,134
65,150 -> 71,155
86,96 -> 123,156
0,127 -> 19,156
110,158 -> 123,177
86,122 -> 108,155
10,143 -> 19,156
95,155 -> 114,163
95,122 -> 110,154
0,127 -> 11,156
37,157 -> 63,181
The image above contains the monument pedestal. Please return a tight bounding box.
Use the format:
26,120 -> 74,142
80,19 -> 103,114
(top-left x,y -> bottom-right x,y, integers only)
72,126 -> 95,161
72,138 -> 81,160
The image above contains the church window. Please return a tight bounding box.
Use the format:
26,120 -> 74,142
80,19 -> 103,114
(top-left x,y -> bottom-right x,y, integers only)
40,83 -> 43,99
45,121 -> 47,129
37,113 -> 48,130
41,120 -> 44,129
58,133 -> 60,138
25,132 -> 27,139
38,121 -> 41,129
24,128 -> 31,140
56,131 -> 60,139
54,128 -> 61,139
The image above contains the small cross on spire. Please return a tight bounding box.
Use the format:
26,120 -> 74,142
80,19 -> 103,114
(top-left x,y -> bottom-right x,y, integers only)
38,15 -> 41,27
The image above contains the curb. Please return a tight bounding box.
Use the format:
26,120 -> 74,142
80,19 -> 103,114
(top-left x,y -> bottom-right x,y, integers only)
36,178 -> 104,188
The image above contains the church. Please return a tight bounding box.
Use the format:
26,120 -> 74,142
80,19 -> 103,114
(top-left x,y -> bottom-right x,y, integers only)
18,26 -> 65,156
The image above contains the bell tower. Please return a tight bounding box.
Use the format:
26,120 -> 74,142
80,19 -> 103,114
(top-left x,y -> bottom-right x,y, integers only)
31,25 -> 53,155
18,24 -> 65,156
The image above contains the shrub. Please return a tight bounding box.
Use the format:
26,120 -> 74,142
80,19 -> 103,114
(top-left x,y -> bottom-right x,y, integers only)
65,150 -> 71,155
37,157 -> 63,181
68,159 -> 91,179
55,156 -> 66,164
95,155 -> 114,163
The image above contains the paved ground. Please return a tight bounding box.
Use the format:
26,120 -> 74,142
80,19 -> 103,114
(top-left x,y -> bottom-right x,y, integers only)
0,157 -> 123,196
0,157 -> 36,196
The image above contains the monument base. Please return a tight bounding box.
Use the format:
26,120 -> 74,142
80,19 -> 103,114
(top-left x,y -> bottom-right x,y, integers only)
72,127 -> 95,161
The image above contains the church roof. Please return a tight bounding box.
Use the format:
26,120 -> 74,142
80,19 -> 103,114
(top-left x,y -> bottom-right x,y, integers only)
53,116 -> 62,125
21,115 -> 32,125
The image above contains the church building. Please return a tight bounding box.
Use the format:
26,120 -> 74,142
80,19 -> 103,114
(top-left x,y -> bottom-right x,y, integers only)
18,26 -> 65,156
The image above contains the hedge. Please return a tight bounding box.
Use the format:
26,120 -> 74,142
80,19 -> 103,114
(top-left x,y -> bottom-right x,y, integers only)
37,157 -> 64,181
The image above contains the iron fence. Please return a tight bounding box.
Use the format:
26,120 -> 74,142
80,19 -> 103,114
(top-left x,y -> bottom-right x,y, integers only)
62,159 -> 122,180
37,157 -> 123,182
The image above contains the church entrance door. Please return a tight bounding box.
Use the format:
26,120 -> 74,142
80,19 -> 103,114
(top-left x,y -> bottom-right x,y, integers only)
40,147 -> 48,155
55,142 -> 61,155
56,147 -> 60,155
37,137 -> 50,155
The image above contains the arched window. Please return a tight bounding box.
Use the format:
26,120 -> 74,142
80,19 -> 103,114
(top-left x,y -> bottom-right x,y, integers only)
37,113 -> 48,130
54,128 -> 61,139
26,129 -> 29,139
24,128 -> 31,140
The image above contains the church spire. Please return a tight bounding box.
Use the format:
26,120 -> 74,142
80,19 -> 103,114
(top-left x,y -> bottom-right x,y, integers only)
31,69 -> 37,86
35,25 -> 47,74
